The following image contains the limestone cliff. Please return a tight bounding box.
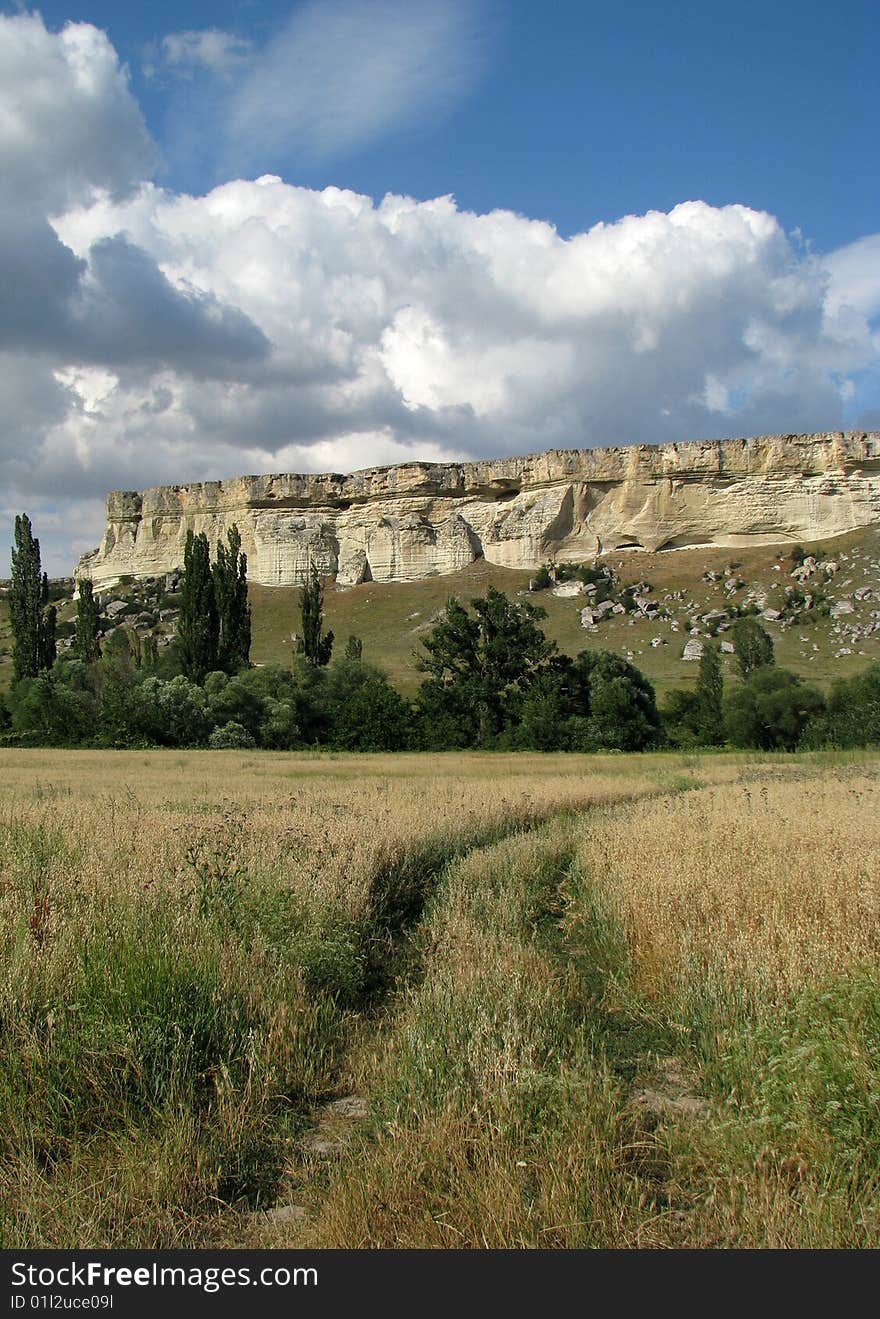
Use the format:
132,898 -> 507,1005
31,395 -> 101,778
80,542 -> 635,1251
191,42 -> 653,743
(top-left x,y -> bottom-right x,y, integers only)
76,432 -> 880,589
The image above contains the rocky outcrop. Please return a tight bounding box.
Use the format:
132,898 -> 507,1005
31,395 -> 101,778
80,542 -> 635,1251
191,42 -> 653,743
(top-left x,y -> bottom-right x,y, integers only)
76,432 -> 880,588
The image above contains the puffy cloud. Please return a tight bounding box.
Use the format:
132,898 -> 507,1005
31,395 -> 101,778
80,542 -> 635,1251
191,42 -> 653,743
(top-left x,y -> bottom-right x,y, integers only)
0,11 -> 264,380
0,11 -> 156,210
824,234 -> 880,322
1,13 -> 879,574
50,179 -> 878,460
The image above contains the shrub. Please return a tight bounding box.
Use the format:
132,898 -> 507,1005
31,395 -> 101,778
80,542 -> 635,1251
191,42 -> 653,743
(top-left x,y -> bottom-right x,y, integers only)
724,667 -> 825,750
339,681 -> 414,751
801,663 -> 880,748
129,675 -> 210,747
209,721 -> 256,750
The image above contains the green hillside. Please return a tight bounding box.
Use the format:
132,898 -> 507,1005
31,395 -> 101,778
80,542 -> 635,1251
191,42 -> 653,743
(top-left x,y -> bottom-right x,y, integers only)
2,524 -> 878,700
252,525 -> 880,697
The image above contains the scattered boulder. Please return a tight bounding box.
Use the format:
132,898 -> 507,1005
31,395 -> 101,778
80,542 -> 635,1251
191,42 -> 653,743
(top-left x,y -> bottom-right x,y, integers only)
682,639 -> 705,661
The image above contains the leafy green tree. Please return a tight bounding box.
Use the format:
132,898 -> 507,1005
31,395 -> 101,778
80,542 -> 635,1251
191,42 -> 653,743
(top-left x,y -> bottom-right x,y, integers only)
178,530 -> 219,683
511,650 -> 664,752
800,663 -> 880,749
9,672 -> 95,745
74,578 -> 101,663
724,667 -> 825,751
343,634 -> 363,660
209,721 -> 256,749
416,586 -> 556,745
575,650 -> 665,751
96,629 -> 140,743
130,675 -> 210,746
260,696 -> 301,749
512,666 -> 581,750
299,563 -> 334,666
9,514 -> 55,680
662,645 -> 725,747
204,670 -> 265,740
213,525 -> 251,673
694,641 -> 724,744
333,677 -> 415,751
731,616 -> 774,680
203,663 -> 314,749
660,688 -> 702,748
38,574 -> 57,672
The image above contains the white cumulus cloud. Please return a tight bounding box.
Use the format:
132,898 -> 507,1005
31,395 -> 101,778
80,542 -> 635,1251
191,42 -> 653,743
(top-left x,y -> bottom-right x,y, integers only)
1,12 -> 879,574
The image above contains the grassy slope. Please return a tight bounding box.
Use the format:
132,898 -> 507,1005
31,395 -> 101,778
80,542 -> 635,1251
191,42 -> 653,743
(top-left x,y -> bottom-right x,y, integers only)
3,524 -> 878,699
252,524 -> 880,698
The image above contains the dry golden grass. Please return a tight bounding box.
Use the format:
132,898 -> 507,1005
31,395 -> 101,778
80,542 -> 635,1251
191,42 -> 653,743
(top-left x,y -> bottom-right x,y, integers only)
3,747 -> 878,1248
0,747 -> 664,919
569,761 -> 880,1003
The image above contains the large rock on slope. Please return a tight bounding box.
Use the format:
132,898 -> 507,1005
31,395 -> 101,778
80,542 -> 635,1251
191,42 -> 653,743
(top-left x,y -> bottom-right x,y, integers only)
76,431 -> 880,589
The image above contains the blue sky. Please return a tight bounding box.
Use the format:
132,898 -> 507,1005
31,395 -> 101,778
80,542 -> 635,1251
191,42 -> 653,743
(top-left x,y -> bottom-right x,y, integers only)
1,1 -> 878,571
26,0 -> 879,249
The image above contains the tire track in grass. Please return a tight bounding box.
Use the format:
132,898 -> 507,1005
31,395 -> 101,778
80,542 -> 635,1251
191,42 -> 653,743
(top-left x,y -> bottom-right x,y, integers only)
235,772 -> 704,1247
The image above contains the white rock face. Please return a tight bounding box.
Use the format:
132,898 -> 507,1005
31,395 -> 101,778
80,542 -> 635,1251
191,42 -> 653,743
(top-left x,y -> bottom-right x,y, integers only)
76,431 -> 880,589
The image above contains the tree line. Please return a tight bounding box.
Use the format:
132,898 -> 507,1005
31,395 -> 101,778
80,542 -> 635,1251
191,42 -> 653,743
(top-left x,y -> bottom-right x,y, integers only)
2,514 -> 878,752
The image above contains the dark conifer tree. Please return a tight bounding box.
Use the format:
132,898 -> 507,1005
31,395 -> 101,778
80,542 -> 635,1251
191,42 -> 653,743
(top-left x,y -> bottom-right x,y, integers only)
213,524 -> 251,673
177,530 -> 219,683
74,578 -> 101,663
10,515 -> 55,680
38,573 -> 56,672
300,562 -> 334,666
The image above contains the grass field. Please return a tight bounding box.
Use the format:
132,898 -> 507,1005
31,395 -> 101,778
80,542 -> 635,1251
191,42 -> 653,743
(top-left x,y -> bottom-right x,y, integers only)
1,746 -> 878,1248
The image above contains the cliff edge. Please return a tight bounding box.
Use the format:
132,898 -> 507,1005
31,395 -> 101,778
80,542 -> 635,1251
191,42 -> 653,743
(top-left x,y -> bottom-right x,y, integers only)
76,432 -> 880,588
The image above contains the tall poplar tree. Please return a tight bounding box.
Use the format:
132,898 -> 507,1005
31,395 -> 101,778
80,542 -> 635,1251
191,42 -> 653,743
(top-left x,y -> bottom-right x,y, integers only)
10,515 -> 55,680
731,617 -> 774,680
74,578 -> 101,663
177,530 -> 219,684
213,524 -> 251,673
299,562 -> 334,666
694,641 -> 724,744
